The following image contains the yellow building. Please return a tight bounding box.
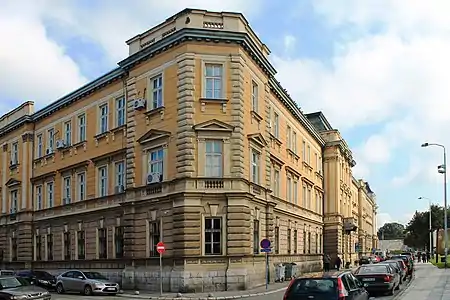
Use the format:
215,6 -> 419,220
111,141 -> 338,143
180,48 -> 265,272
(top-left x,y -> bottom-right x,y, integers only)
0,9 -> 377,292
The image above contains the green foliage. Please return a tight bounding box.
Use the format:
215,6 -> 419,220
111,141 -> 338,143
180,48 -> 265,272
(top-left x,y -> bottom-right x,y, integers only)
377,222 -> 405,240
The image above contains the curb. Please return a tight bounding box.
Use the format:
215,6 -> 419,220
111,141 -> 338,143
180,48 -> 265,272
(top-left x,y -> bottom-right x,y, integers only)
392,273 -> 415,300
117,286 -> 287,300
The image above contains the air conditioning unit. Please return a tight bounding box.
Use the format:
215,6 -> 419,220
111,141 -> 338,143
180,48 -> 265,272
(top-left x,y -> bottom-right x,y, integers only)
46,148 -> 53,155
63,198 -> 71,205
56,140 -> 66,149
10,160 -> 15,166
115,185 -> 125,193
146,172 -> 162,185
10,207 -> 16,214
133,98 -> 146,110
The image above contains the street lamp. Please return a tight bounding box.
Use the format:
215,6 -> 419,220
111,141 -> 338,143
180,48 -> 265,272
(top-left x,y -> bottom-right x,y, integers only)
418,197 -> 433,255
421,142 -> 447,268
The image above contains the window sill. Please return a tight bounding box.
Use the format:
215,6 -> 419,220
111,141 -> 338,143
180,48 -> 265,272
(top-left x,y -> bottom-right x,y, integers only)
73,140 -> 87,149
302,161 -> 313,171
111,124 -> 126,133
287,149 -> 300,160
251,110 -> 263,122
269,133 -> 283,146
145,106 -> 165,120
9,163 -> 19,170
199,98 -> 228,113
94,132 -> 110,146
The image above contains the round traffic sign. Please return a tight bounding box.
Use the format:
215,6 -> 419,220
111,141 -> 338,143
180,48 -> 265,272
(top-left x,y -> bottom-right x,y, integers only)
156,242 -> 165,254
260,238 -> 271,249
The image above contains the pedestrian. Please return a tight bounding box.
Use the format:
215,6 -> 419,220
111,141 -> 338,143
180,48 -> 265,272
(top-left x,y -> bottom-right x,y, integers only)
427,251 -> 431,263
323,254 -> 331,272
335,256 -> 342,271
422,252 -> 426,263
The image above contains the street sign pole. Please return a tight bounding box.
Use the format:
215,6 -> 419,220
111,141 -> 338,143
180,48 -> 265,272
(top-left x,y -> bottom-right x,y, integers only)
265,252 -> 269,290
260,238 -> 271,290
156,242 -> 165,295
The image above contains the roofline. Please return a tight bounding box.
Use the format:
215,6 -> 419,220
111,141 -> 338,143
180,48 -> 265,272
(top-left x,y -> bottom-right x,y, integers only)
305,111 -> 334,131
0,100 -> 33,122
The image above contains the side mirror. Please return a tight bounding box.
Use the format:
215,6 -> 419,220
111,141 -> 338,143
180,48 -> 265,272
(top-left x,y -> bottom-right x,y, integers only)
77,276 -> 84,280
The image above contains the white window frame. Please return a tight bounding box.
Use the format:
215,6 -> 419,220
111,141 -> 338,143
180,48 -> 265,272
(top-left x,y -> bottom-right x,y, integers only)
37,134 -> 43,158
77,114 -> 86,142
10,190 -> 18,213
63,176 -> 71,204
273,112 -> 279,138
46,182 -> 54,208
77,172 -> 86,201
205,140 -> 223,177
148,148 -> 164,176
36,185 -> 43,210
302,184 -> 307,207
204,216 -> 223,255
251,81 -> 258,112
47,128 -> 54,152
99,104 -> 109,134
287,176 -> 292,202
293,180 -> 298,205
274,169 -> 280,196
204,63 -> 223,99
250,149 -> 260,184
302,140 -> 306,161
98,166 -> 108,197
292,131 -> 297,153
307,145 -> 311,164
287,126 -> 291,149
115,161 -> 125,188
308,187 -> 312,209
64,121 -> 72,146
115,97 -> 126,127
150,74 -> 163,110
11,142 -> 18,164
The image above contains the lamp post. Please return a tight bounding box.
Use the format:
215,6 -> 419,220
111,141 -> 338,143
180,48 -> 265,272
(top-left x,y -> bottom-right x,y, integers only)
421,142 -> 447,268
418,197 -> 433,255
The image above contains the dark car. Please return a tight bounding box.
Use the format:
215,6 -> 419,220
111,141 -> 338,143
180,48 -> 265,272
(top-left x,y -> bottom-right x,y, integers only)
353,264 -> 400,296
391,255 -> 414,276
16,270 -> 56,291
283,270 -> 370,300
359,256 -> 374,265
0,276 -> 51,299
384,260 -> 407,282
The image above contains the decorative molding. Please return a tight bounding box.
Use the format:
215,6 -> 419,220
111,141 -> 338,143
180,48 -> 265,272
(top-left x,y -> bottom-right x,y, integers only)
247,133 -> 268,148
193,119 -> 234,132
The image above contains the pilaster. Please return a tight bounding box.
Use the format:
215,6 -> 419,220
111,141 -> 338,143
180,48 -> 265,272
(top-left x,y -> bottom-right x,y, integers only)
2,144 -> 7,214
125,77 -> 137,188
226,195 -> 251,255
21,133 -> 33,210
264,84 -> 272,188
17,219 -> 33,262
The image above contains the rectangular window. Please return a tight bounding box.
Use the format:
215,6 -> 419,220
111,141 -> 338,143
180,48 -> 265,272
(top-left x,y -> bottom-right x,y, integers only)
205,140 -> 223,177
273,112 -> 279,138
77,114 -> 86,142
151,75 -> 163,109
293,230 -> 298,254
274,226 -> 279,254
37,134 -> 43,158
307,145 -> 311,164
47,128 -> 54,152
64,121 -> 72,146
115,226 -> 124,259
308,232 -> 311,253
274,169 -> 280,196
253,220 -> 259,254
316,233 -> 319,254
99,104 -> 109,134
302,140 -> 306,161
149,221 -> 160,257
302,185 -> 307,208
63,176 -> 71,205
148,148 -> 164,179
318,156 -> 322,173
204,64 -> 223,99
36,185 -> 42,210
98,166 -> 108,197
318,234 -> 322,253
287,126 -> 291,149
47,234 -> 53,261
46,182 -> 54,208
116,97 -> 126,127
98,228 -> 107,259
293,181 -> 298,205
10,190 -> 18,213
115,161 -> 125,189
287,177 -> 292,202
77,172 -> 86,201
292,132 -> 297,153
251,150 -> 260,184
308,188 -> 312,209
64,232 -> 71,260
287,228 -> 292,254
11,237 -> 17,261
205,217 -> 222,255
35,235 -> 42,261
251,81 -> 258,112
77,231 -> 85,259
303,230 -> 307,254
11,142 -> 18,164
316,191 -> 320,212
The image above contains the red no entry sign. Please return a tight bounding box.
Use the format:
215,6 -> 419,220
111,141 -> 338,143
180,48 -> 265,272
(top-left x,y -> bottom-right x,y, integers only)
156,242 -> 165,254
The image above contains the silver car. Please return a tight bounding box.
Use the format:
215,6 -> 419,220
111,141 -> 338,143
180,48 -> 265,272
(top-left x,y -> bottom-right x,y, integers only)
56,270 -> 119,296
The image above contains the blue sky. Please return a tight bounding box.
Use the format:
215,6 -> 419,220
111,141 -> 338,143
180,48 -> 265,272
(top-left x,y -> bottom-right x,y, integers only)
2,0 -> 450,228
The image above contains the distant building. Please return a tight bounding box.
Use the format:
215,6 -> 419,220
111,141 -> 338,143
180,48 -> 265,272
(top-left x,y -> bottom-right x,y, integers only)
379,240 -> 405,252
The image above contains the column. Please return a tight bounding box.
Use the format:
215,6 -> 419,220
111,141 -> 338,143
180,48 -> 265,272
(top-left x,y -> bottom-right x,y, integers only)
125,76 -> 137,189
2,144 -> 7,214
226,196 -> 251,255
21,133 -> 32,210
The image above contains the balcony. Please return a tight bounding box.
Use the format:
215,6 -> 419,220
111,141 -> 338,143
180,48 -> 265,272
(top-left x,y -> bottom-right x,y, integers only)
343,217 -> 358,232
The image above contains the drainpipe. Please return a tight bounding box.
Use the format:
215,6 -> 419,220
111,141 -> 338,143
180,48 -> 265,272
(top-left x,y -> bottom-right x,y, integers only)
30,122 -> 36,268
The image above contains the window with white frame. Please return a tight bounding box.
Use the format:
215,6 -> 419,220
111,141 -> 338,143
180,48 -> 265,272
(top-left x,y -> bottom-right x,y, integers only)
11,142 -> 18,164
293,180 -> 298,205
274,169 -> 280,196
205,140 -> 223,177
308,187 -> 312,209
302,140 -> 306,161
98,166 -> 108,197
251,149 -> 260,184
77,172 -> 86,201
36,185 -> 43,210
37,134 -> 43,157
251,81 -> 258,112
150,75 -> 163,109
316,191 -> 320,212
287,126 -> 291,149
47,129 -> 54,152
292,131 -> 297,153
273,112 -> 279,138
99,104 -> 108,134
115,161 -> 125,190
116,97 -> 126,127
64,121 -> 72,145
307,145 -> 311,164
63,176 -> 71,204
287,176 -> 292,202
46,182 -> 54,208
204,64 -> 223,99
10,190 -> 18,213
204,217 -> 222,255
302,184 -> 307,207
148,148 -> 164,178
77,114 -> 86,142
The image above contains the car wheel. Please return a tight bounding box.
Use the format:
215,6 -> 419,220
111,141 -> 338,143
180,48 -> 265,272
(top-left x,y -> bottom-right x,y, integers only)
84,285 -> 93,296
56,283 -> 65,294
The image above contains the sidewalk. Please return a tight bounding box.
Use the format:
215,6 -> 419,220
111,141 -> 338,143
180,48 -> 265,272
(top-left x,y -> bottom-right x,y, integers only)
397,263 -> 450,300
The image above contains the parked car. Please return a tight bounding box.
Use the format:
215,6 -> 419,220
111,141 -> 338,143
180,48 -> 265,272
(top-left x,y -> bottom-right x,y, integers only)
282,270 -> 370,300
0,276 -> 51,299
353,264 -> 400,296
16,270 -> 56,290
391,255 -> 414,276
384,259 -> 407,283
0,270 -> 15,277
359,256 -> 374,265
56,270 -> 119,296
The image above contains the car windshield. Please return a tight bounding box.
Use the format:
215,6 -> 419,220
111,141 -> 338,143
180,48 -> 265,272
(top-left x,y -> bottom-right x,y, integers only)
288,279 -> 337,295
84,272 -> 108,280
356,265 -> 388,274
0,277 -> 23,289
34,271 -> 54,279
15,277 -> 30,286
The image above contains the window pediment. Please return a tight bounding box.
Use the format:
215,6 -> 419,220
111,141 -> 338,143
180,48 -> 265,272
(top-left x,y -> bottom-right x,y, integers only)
137,129 -> 171,145
248,133 -> 267,148
6,178 -> 21,188
193,119 -> 234,133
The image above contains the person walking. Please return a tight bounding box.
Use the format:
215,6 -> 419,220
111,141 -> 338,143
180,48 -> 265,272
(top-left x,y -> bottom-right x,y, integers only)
323,254 -> 331,272
335,256 -> 342,271
422,252 -> 427,263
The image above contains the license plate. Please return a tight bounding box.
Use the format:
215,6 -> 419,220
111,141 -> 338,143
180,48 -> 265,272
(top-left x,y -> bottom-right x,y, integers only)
363,278 -> 375,281
106,288 -> 116,291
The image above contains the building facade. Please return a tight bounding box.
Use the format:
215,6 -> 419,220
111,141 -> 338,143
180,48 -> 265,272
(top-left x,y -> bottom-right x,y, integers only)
0,9 -> 377,292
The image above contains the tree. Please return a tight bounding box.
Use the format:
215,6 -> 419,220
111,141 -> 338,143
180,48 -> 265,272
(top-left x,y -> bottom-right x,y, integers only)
377,222 -> 405,240
403,205 -> 445,249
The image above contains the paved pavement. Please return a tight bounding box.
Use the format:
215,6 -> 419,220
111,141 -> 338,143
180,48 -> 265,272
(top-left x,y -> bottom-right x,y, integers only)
396,262 -> 450,300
